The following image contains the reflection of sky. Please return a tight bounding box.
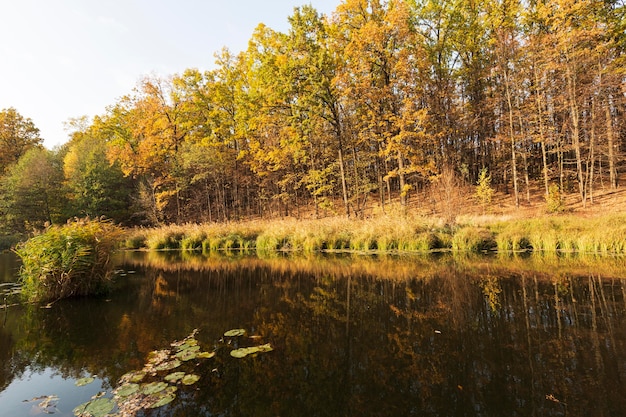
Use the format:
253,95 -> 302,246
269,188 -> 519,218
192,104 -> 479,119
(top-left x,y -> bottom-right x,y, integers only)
0,367 -> 106,417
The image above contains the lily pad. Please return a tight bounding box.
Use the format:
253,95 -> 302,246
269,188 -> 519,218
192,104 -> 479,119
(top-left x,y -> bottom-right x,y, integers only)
224,328 -> 246,337
197,351 -> 216,359
230,347 -> 254,358
230,343 -> 274,358
141,381 -> 168,395
181,374 -> 200,385
115,383 -> 140,398
73,397 -> 115,417
155,359 -> 182,371
174,340 -> 198,352
257,343 -> 274,352
146,392 -> 176,408
75,376 -> 95,387
120,370 -> 146,383
176,349 -> 198,361
164,371 -> 186,383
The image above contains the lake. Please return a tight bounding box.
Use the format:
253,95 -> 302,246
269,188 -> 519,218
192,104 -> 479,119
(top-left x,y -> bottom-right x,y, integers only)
1,250 -> 625,416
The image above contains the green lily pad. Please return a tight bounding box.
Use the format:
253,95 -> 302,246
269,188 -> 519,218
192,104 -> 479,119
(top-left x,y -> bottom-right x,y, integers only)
176,349 -> 198,361
141,381 -> 168,395
155,359 -> 182,371
115,383 -> 140,398
224,328 -> 246,337
181,374 -> 200,385
164,371 -> 186,383
120,370 -> 146,383
230,343 -> 274,358
197,351 -> 216,359
174,340 -> 198,352
146,392 -> 176,408
73,397 -> 115,417
230,347 -> 254,358
75,376 -> 95,387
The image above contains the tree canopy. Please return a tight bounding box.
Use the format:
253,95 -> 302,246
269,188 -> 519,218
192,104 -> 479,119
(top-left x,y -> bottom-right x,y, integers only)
1,0 -> 625,229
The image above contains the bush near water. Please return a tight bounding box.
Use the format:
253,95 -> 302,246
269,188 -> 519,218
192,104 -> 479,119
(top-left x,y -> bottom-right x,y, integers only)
15,218 -> 124,303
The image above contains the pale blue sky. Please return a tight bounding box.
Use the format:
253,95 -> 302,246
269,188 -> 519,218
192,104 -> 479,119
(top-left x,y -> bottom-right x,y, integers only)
0,0 -> 341,148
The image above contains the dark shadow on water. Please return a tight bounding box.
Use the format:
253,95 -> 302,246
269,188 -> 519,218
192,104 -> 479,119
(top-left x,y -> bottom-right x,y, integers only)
0,250 -> 625,416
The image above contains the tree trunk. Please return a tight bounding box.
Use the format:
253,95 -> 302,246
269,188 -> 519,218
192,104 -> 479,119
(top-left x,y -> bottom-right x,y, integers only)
504,69 -> 519,207
605,97 -> 618,189
565,62 -> 586,207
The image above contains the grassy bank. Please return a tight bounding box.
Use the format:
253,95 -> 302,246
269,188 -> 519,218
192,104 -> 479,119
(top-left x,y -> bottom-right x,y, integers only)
122,212 -> 626,255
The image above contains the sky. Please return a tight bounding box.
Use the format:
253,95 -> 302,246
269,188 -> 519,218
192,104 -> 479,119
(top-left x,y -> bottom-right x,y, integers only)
0,0 -> 342,149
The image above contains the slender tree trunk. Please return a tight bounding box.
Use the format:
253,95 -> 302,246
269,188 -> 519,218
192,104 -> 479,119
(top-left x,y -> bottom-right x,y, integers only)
397,150 -> 407,207
504,69 -> 519,207
337,136 -> 350,218
533,65 -> 550,197
565,62 -> 586,207
588,97 -> 597,204
605,97 -> 618,189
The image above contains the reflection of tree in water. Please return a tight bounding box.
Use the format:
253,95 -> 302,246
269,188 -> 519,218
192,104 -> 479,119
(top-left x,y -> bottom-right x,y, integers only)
0,252 -> 625,416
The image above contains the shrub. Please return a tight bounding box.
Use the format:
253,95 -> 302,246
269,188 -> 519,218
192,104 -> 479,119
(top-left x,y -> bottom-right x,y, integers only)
545,183 -> 564,213
15,218 -> 124,303
474,168 -> 494,213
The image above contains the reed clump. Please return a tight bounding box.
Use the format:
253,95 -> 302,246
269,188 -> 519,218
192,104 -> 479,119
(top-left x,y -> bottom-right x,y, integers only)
15,218 -> 124,303
489,214 -> 626,254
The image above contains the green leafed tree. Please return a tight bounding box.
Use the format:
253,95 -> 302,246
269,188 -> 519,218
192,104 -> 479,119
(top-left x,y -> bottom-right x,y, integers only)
0,147 -> 65,233
63,119 -> 135,224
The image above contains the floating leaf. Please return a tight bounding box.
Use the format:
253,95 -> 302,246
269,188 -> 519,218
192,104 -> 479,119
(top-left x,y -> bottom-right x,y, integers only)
224,329 -> 246,337
32,395 -> 59,414
174,340 -> 198,352
257,343 -> 274,353
115,383 -> 140,398
176,349 -> 198,361
181,374 -> 200,385
230,344 -> 274,358
120,370 -> 146,383
73,397 -> 115,417
197,351 -> 216,359
164,372 -> 186,383
75,377 -> 95,387
155,359 -> 182,371
147,392 -> 176,408
147,349 -> 170,363
141,381 -> 168,395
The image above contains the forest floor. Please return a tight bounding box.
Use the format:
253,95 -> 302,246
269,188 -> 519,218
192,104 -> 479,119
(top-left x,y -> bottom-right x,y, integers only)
362,178 -> 626,224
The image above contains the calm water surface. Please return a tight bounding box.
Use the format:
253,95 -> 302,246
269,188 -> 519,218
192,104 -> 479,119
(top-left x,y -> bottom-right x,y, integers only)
1,250 -> 626,416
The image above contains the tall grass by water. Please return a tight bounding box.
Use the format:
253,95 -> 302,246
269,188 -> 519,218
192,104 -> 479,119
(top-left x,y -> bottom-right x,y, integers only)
123,213 -> 626,256
491,214 -> 626,254
15,218 -> 124,303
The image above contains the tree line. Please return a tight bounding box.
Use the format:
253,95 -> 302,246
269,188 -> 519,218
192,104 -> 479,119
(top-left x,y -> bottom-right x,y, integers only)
1,0 -> 625,231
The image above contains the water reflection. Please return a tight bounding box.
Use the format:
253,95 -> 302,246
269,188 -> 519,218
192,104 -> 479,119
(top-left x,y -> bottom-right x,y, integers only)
0,251 -> 625,416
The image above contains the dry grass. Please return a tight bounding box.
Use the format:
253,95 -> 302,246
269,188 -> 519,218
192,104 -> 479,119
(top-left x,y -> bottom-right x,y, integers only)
122,180 -> 626,255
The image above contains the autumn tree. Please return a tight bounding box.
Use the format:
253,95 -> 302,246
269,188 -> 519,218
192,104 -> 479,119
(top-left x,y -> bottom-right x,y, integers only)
0,108 -> 42,174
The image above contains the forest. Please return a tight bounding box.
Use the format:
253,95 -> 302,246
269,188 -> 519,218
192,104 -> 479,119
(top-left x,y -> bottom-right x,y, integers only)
1,0 -> 625,233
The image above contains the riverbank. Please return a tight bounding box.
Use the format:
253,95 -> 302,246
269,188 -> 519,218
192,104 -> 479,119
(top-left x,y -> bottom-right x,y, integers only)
122,211 -> 626,255
119,177 -> 626,255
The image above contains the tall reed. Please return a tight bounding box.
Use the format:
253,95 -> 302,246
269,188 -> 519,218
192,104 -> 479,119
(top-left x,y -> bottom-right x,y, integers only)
15,218 -> 124,303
